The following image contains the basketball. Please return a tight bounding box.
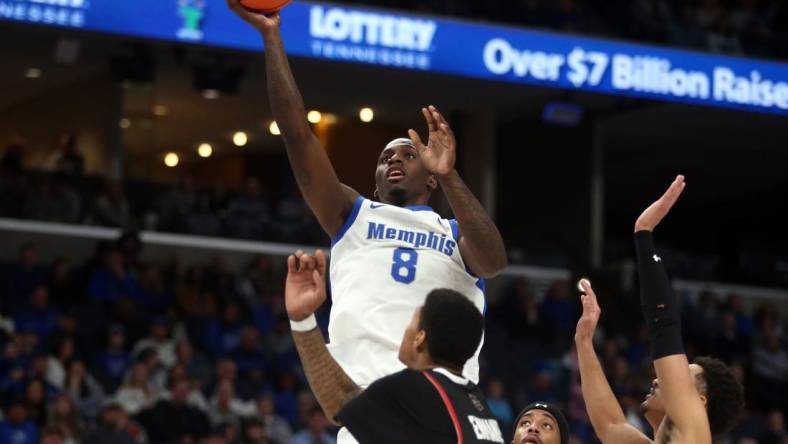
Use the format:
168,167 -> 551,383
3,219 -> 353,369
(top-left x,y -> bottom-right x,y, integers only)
240,0 -> 292,14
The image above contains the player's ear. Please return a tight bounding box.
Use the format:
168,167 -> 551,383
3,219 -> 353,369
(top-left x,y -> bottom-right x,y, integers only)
373,187 -> 379,199
699,394 -> 707,408
414,330 -> 427,352
427,175 -> 438,191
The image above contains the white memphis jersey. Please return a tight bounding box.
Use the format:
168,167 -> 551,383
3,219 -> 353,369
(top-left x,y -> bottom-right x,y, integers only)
328,196 -> 486,389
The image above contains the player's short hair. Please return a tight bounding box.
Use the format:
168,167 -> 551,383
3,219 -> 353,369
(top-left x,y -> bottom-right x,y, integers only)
419,289 -> 484,369
694,356 -> 745,437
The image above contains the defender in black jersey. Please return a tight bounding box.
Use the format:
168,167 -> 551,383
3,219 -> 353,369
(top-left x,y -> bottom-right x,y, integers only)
284,250 -> 505,444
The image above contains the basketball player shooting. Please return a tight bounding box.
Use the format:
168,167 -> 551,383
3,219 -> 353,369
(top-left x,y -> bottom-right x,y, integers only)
226,0 -> 505,387
574,176 -> 744,444
284,249 -> 505,444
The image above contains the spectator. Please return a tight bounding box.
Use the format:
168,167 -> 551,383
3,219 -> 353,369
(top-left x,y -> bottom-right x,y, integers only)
63,360 -> 104,420
49,174 -> 82,223
6,243 -> 46,312
174,340 -> 212,389
726,293 -> 756,338
712,311 -> 750,362
53,133 -> 85,176
13,285 -> 59,340
24,378 -> 50,427
114,362 -> 155,415
47,259 -> 81,308
224,178 -> 272,240
93,324 -> 132,393
156,174 -> 197,233
243,418 -> 271,444
40,426 -> 67,444
91,180 -> 131,227
87,247 -> 140,303
207,379 -> 256,427
232,327 -> 268,383
256,392 -> 293,444
204,302 -> 245,356
46,393 -> 85,444
136,377 -> 212,443
153,365 -> 210,412
289,406 -> 336,444
132,316 -> 177,369
274,372 -> 300,426
539,280 -> 575,347
486,378 -> 514,430
752,327 -> 788,410
0,398 -> 39,444
45,336 -> 76,390
137,264 -> 169,315
83,402 -> 142,444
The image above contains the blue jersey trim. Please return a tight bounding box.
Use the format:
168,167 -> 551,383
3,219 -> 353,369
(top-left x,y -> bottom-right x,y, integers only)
449,219 -> 487,312
449,219 -> 460,242
331,196 -> 365,247
476,278 -> 487,314
405,205 -> 434,212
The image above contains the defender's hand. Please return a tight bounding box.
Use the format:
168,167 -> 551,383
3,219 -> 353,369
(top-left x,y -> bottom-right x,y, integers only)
285,250 -> 327,321
635,175 -> 686,233
574,279 -> 601,344
409,105 -> 456,178
225,0 -> 281,35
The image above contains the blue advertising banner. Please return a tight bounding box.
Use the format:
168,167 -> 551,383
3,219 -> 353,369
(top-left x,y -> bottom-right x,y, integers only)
2,0 -> 788,115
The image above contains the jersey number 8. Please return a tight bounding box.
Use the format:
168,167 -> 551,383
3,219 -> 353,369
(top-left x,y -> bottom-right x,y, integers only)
391,247 -> 418,284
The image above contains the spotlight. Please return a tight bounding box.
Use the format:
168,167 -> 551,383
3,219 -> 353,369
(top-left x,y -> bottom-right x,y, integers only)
269,122 -> 281,136
233,131 -> 248,146
307,111 -> 322,124
359,107 -> 374,123
198,143 -> 213,158
164,152 -> 179,167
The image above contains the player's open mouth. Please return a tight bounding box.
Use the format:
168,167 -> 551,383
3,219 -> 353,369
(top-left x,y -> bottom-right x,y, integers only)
521,436 -> 542,444
386,167 -> 405,181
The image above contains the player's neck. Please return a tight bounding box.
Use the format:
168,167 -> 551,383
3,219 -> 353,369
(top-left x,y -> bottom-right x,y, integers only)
379,190 -> 430,208
423,358 -> 463,376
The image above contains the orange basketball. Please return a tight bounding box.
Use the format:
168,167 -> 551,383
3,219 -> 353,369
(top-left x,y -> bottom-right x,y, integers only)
240,0 -> 292,14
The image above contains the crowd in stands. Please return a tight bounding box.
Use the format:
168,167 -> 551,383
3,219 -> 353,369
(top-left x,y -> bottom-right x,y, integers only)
0,137 -> 326,246
0,232 -> 784,443
0,237 -> 339,444
347,0 -> 788,58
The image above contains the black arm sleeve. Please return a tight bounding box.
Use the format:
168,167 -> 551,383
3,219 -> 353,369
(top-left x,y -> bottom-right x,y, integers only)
634,230 -> 684,360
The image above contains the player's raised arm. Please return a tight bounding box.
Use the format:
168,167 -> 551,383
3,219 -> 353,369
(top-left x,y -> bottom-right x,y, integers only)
409,106 -> 507,278
284,250 -> 361,423
633,176 -> 711,443
575,280 -> 654,444
226,1 -> 358,237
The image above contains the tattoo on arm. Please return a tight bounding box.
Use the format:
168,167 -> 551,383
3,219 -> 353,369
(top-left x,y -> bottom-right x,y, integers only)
439,170 -> 507,277
292,328 -> 361,423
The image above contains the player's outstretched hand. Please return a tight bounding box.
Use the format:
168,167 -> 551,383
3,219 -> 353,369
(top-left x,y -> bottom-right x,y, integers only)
409,105 -> 456,178
574,279 -> 601,344
285,250 -> 327,322
225,0 -> 281,35
634,175 -> 686,233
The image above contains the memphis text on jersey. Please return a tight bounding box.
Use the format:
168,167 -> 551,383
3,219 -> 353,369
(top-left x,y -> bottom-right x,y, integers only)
367,222 -> 457,257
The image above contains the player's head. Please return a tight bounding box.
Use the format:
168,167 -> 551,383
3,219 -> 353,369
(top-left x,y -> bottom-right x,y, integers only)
640,357 -> 744,437
374,138 -> 437,207
512,402 -> 568,444
398,289 -> 483,371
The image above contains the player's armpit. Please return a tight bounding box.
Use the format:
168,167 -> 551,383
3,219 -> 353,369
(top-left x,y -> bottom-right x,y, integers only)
598,423 -> 654,444
292,328 -> 361,424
